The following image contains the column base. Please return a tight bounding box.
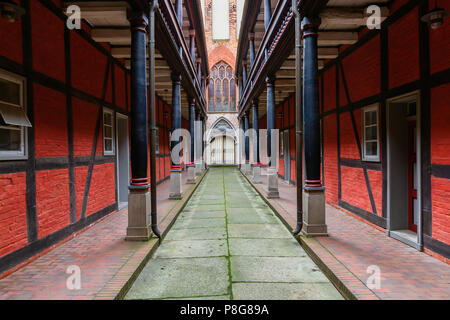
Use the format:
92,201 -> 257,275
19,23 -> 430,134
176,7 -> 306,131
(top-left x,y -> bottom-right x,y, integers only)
126,188 -> 151,241
169,171 -> 182,200
266,169 -> 279,199
195,163 -> 202,177
187,166 -> 196,184
252,165 -> 262,184
301,187 -> 327,237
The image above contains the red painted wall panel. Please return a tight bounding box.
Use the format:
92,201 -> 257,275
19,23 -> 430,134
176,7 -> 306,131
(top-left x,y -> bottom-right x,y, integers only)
31,1 -> 65,83
72,97 -> 102,157
86,163 -> 116,216
34,84 -> 68,158
341,166 -> 372,213
388,8 -> 420,89
339,111 -> 361,160
322,66 -> 336,112
71,32 -> 108,98
430,84 -> 450,165
323,114 -> 338,205
429,1 -> 450,74
341,36 -> 380,103
36,169 -> 70,239
115,67 -> 126,110
431,177 -> 450,246
368,170 -> 382,217
0,0 -> 22,64
0,173 -> 27,257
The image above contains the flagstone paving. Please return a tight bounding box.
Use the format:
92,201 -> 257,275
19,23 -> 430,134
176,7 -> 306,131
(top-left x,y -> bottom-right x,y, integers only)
125,167 -> 343,300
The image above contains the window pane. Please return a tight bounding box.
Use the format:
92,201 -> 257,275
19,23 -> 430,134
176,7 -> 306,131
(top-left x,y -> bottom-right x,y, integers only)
215,79 -> 222,112
230,79 -> 236,111
104,139 -> 113,152
0,127 -> 21,151
364,110 -> 377,126
226,66 -> 232,78
212,67 -> 218,78
104,126 -> 112,138
219,66 -> 225,79
365,141 -> 377,156
365,126 -> 377,141
223,79 -> 229,112
208,81 -> 215,112
104,112 -> 112,126
0,78 -> 20,105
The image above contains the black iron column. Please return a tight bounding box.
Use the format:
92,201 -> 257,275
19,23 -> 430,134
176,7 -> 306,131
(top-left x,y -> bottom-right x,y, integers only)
252,99 -> 260,165
249,33 -> 255,67
264,0 -> 272,29
189,29 -> 196,63
171,73 -> 182,172
175,0 -> 183,26
266,76 -> 276,168
239,77 -> 243,101
242,62 -> 248,88
189,99 -> 195,166
302,17 -> 321,189
244,112 -> 250,165
129,13 -> 149,188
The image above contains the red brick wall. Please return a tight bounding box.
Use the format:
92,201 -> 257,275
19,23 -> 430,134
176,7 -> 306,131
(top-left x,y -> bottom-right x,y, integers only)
0,173 -> 27,257
36,169 -> 70,238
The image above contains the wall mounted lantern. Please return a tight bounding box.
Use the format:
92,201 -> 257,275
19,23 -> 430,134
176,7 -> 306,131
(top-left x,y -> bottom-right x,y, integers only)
421,2 -> 450,30
0,1 -> 25,22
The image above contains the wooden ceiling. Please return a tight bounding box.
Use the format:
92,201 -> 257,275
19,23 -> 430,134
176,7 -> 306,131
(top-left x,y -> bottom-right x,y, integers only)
63,1 -> 204,120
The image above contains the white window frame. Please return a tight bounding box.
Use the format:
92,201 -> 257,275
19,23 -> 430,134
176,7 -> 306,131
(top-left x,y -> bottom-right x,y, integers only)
103,108 -> 115,155
0,70 -> 27,160
361,104 -> 380,162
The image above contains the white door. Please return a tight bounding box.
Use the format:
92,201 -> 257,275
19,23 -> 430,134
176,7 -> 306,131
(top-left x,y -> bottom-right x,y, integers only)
211,136 -> 224,164
224,136 -> 235,164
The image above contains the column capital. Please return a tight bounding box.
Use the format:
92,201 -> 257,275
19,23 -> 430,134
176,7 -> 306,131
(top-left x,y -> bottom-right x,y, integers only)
265,76 -> 275,86
189,97 -> 196,106
249,33 -> 255,41
189,28 -> 195,37
301,16 -> 321,37
171,73 -> 182,83
252,99 -> 259,107
127,11 -> 148,32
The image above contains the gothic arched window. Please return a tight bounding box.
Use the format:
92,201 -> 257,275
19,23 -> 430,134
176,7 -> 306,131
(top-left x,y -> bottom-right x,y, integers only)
208,62 -> 236,112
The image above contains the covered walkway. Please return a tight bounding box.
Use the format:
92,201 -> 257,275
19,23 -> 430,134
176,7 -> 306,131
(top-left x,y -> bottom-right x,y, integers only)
125,167 -> 342,300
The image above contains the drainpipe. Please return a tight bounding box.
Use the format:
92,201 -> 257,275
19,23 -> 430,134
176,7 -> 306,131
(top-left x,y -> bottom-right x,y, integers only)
292,0 -> 303,235
148,0 -> 161,238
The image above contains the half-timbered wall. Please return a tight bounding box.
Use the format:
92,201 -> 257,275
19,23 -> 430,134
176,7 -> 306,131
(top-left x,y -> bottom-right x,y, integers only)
0,0 -> 177,275
318,0 -> 450,260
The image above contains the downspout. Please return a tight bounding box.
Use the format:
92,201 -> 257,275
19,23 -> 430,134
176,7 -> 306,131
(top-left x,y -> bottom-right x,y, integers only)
148,0 -> 161,239
292,0 -> 304,236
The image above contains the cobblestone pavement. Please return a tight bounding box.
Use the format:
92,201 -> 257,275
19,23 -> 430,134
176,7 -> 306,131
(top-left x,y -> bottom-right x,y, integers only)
125,167 -> 343,300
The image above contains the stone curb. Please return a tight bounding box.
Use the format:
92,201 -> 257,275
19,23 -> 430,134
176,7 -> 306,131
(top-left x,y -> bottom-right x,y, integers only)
94,169 -> 209,300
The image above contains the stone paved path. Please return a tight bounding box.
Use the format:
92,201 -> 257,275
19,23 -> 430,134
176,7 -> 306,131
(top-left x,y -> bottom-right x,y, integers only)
125,167 -> 343,300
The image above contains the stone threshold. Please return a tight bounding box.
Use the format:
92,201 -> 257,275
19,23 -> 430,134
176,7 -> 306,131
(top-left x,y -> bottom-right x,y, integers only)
239,169 -> 380,301
95,169 -> 209,300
